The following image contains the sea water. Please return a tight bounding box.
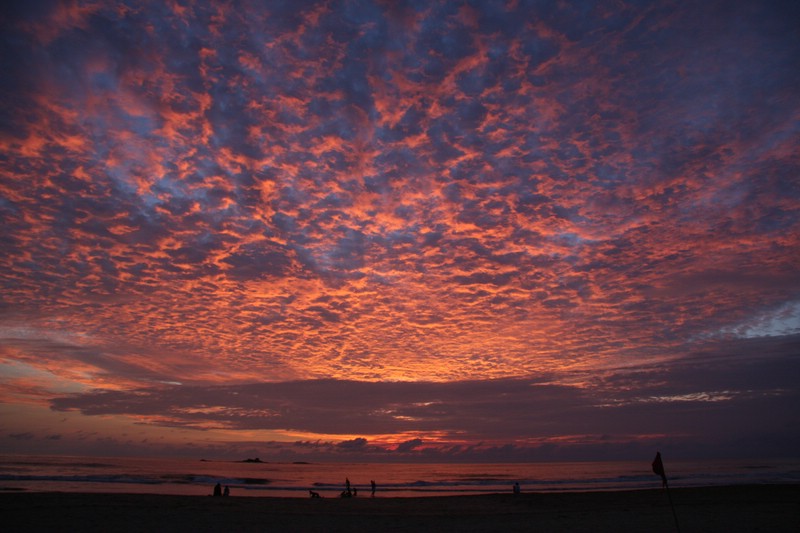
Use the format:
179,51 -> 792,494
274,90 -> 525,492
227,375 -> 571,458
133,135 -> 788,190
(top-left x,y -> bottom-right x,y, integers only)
1,455 -> 797,497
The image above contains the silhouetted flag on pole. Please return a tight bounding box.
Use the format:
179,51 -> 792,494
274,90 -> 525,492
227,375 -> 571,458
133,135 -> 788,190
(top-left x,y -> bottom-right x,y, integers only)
652,452 -> 680,532
652,451 -> 667,487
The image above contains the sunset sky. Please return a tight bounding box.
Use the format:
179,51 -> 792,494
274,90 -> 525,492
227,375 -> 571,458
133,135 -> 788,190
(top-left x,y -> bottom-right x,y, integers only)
1,0 -> 799,462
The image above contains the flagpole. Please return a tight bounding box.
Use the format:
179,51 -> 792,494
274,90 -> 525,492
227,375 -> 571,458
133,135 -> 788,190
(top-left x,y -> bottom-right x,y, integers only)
652,452 -> 680,533
663,475 -> 680,533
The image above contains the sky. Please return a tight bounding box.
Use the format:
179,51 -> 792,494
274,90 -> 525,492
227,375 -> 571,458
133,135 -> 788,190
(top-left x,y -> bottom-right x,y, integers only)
1,0 -> 799,462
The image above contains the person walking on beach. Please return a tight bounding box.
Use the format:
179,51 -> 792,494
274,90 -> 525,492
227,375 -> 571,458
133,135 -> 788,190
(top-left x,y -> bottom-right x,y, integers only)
513,482 -> 521,494
223,485 -> 230,497
345,477 -> 351,496
371,480 -> 376,497
213,482 -> 222,497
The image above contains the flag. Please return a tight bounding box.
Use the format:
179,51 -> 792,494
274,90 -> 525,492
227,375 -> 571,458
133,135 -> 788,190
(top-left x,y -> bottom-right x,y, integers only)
652,452 -> 680,531
652,451 -> 667,487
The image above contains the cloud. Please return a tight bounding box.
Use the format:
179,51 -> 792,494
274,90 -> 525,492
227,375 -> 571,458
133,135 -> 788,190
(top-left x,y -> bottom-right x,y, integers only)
48,333 -> 799,458
336,437 -> 368,450
8,432 -> 34,441
1,0 -> 799,459
395,438 -> 424,453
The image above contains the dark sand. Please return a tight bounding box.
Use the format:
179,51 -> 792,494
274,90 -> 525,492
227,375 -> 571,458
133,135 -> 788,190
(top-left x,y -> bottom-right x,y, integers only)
3,485 -> 798,532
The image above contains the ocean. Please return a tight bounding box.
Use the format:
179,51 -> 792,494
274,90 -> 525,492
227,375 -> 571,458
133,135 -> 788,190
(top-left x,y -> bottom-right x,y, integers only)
1,455 -> 797,498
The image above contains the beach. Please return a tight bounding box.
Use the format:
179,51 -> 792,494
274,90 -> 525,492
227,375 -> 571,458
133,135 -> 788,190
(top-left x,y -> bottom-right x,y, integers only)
3,484 -> 798,532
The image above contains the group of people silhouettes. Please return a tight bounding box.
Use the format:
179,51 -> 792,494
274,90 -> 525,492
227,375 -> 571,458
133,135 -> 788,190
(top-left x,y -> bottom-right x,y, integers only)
332,477 -> 376,498
212,482 -> 230,497
308,477 -> 377,498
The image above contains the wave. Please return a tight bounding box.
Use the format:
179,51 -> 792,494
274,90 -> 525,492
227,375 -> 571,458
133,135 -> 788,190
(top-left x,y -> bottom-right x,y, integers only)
0,474 -> 163,485
1,460 -> 115,469
0,473 -> 273,487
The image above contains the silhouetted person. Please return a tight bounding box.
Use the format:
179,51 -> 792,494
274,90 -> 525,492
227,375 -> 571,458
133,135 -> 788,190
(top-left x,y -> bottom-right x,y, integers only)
223,485 -> 230,497
309,490 -> 321,498
371,479 -> 376,497
353,487 -> 357,497
345,477 -> 351,496
513,482 -> 521,494
213,482 -> 222,497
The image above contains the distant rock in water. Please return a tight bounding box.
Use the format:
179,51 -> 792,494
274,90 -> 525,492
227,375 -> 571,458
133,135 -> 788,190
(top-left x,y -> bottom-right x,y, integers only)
240,457 -> 264,463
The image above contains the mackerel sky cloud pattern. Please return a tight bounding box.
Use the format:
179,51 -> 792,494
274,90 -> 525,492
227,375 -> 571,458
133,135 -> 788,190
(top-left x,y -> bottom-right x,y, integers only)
1,0 -> 799,459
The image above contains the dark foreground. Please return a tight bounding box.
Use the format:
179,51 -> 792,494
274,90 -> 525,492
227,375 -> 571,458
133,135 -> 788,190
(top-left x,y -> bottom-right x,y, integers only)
3,485 -> 798,532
